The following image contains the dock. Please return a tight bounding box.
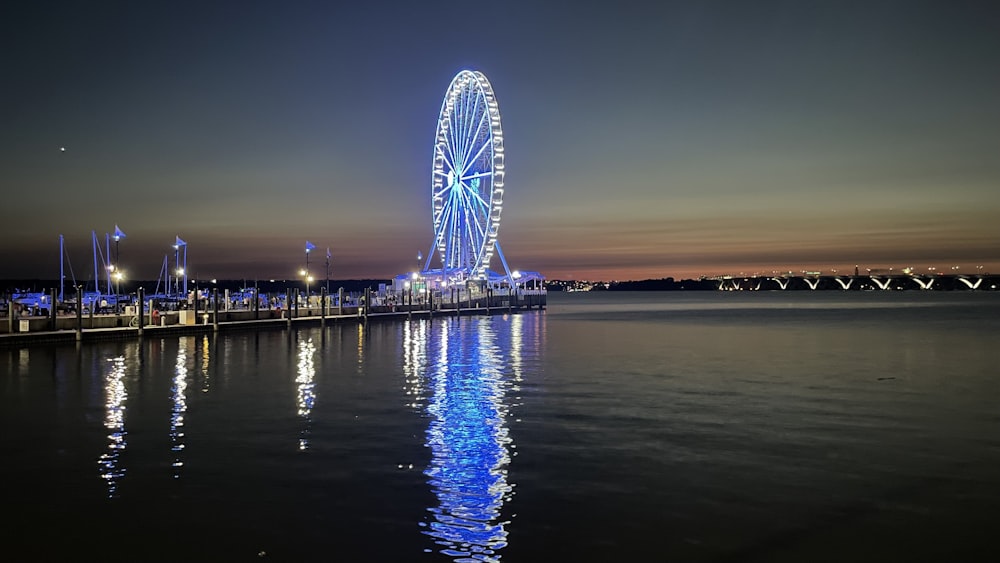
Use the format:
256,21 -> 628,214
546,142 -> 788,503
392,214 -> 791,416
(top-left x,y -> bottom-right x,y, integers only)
0,291 -> 547,347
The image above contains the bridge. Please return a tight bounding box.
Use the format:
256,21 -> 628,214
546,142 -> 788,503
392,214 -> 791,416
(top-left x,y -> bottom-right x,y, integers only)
704,273 -> 998,291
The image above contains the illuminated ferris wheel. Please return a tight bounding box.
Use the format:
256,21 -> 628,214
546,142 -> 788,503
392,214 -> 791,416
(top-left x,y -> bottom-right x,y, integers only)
428,70 -> 505,280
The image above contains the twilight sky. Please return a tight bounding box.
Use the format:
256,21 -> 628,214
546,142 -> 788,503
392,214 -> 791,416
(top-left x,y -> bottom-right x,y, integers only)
2,0 -> 998,282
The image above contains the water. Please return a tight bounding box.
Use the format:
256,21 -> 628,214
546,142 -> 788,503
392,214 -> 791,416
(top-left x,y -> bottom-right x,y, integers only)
3,291 -> 999,561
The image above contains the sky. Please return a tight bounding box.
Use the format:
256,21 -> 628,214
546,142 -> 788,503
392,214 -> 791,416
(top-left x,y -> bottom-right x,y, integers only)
2,0 -> 998,282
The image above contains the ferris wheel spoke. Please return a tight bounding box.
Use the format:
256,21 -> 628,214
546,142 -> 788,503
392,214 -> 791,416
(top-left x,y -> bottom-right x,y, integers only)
461,94 -> 483,164
443,209 -> 455,266
453,93 -> 471,165
449,199 -> 466,268
458,188 -> 488,242
466,212 -> 486,246
434,204 -> 455,245
461,170 -> 492,181
461,182 -> 490,211
457,88 -> 482,169
435,143 -> 455,173
444,126 -> 462,172
440,136 -> 457,173
434,184 -> 451,201
462,136 -> 492,177
461,110 -> 488,172
443,188 -> 460,220
461,84 -> 477,137
442,153 -> 461,183
445,106 -> 462,167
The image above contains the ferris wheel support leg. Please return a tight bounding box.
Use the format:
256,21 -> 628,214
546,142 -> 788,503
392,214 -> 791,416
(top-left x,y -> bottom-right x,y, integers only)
494,241 -> 515,284
421,243 -> 436,273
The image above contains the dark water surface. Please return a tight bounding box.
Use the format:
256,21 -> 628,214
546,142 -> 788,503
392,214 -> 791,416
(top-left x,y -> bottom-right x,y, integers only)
3,292 -> 999,561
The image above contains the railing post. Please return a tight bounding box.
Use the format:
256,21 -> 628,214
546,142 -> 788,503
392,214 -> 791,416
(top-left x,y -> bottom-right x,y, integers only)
50,288 -> 58,331
320,287 -> 327,325
212,287 -> 219,332
75,285 -> 84,341
137,287 -> 145,337
6,291 -> 13,335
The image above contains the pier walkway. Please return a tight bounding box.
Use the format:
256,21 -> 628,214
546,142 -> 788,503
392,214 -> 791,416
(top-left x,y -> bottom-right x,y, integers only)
0,291 -> 546,348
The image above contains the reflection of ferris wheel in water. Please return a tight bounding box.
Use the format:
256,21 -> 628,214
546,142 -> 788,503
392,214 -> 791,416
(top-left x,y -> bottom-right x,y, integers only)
425,70 -> 512,281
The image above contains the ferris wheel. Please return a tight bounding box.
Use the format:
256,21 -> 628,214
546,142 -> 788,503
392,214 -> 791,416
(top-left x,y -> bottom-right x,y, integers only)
428,70 -> 505,280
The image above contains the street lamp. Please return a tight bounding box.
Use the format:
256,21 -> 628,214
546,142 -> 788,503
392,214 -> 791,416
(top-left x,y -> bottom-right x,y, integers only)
173,243 -> 180,296
112,225 -> 124,285
298,268 -> 309,308
113,270 -> 124,308
325,247 -> 331,296
107,264 -> 117,300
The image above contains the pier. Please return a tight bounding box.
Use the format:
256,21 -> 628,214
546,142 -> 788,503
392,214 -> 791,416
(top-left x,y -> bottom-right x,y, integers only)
0,288 -> 546,347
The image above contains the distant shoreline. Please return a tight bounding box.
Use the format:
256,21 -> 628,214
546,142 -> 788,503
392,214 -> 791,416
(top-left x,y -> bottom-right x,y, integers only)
1,273 -> 997,294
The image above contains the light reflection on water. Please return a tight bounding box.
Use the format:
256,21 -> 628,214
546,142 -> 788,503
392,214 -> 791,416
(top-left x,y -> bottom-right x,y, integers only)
296,337 -> 317,450
404,314 -> 535,561
170,339 -> 189,476
98,355 -> 127,498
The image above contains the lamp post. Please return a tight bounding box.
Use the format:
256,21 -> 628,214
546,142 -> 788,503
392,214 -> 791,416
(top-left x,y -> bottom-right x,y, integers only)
303,242 -> 315,308
172,236 -> 188,296
173,243 -> 180,296
325,247 -> 331,296
404,280 -> 411,317
113,270 -> 124,310
176,267 -> 184,298
112,226 -> 124,292
411,271 -> 420,309
299,269 -> 313,311
107,264 -> 121,306
512,270 -> 521,308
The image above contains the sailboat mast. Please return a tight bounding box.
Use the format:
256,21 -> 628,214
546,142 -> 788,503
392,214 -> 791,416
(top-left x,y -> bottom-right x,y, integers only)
59,235 -> 64,302
92,231 -> 99,296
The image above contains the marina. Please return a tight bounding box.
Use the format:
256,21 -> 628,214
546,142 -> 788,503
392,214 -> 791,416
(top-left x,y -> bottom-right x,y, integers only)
0,286 -> 546,345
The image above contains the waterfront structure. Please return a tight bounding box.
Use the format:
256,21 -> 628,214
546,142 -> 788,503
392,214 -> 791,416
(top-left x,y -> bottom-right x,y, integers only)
705,272 -> 999,291
395,70 -> 544,294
